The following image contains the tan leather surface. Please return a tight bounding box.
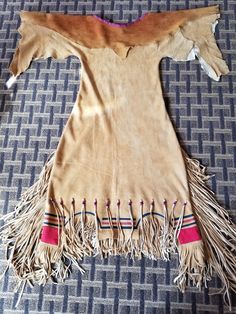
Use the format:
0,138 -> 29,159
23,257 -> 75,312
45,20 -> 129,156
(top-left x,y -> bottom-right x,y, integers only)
8,5 -> 230,240
18,5 -> 220,59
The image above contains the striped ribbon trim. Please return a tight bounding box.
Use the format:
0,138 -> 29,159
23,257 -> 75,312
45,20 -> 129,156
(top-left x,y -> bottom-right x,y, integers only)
101,217 -> 136,229
43,212 -> 65,228
173,213 -> 197,230
43,212 -> 197,230
41,211 -> 201,245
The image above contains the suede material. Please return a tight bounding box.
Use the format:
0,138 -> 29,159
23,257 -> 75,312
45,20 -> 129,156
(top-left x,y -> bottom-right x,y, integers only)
8,5 -> 229,241
18,5 -> 220,59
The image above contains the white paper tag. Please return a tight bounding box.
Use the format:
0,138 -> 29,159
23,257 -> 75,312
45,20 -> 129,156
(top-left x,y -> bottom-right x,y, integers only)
5,75 -> 17,89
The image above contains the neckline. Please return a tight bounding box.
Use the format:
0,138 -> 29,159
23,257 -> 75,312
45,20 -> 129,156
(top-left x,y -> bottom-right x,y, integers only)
93,12 -> 150,28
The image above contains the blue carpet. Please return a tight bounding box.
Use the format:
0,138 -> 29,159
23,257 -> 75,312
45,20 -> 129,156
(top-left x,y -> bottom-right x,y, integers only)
0,0 -> 236,313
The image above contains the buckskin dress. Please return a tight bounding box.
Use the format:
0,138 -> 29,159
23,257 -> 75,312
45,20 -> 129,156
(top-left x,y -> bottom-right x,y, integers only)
1,4 -> 236,310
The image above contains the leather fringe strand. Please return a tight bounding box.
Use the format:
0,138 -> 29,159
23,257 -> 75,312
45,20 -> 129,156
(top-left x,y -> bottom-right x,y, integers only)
182,148 -> 236,311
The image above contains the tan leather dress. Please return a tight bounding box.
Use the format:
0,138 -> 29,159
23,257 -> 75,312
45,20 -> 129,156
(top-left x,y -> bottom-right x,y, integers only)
2,5 -> 236,310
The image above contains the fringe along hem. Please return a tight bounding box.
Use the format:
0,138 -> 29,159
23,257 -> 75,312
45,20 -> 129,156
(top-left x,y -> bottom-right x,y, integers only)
0,149 -> 236,310
181,148 -> 236,310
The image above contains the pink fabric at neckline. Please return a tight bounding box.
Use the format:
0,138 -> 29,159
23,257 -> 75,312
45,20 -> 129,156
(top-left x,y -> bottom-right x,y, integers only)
93,12 -> 149,28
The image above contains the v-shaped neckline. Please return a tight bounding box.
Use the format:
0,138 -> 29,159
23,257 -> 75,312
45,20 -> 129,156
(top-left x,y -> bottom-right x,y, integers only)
92,12 -> 150,28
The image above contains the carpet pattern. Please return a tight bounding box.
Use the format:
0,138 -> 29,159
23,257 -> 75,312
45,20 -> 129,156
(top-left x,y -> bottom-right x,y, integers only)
0,0 -> 236,313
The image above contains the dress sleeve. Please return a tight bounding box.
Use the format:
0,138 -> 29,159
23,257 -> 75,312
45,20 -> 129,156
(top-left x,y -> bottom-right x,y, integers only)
6,14 -> 74,88
161,11 -> 230,81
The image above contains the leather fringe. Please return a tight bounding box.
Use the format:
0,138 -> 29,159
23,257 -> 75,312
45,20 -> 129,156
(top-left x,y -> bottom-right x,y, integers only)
1,149 -> 235,311
47,197 -> 186,262
182,148 -> 236,311
0,151 -> 55,308
0,184 -> 189,308
173,240 -> 211,292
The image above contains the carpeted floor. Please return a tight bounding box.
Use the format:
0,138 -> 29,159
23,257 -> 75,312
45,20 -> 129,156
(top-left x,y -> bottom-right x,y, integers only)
0,0 -> 236,313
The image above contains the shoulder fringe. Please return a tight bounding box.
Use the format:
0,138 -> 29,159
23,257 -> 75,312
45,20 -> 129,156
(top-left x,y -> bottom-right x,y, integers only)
181,147 -> 236,311
1,149 -> 235,311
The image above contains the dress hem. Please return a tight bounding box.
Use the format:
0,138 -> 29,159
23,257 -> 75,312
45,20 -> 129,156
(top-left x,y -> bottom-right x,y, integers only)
0,148 -> 236,311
